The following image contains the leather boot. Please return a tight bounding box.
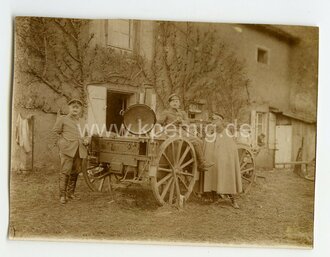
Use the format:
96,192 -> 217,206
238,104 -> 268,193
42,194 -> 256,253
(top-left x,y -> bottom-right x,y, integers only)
59,173 -> 69,204
228,195 -> 240,209
67,173 -> 80,200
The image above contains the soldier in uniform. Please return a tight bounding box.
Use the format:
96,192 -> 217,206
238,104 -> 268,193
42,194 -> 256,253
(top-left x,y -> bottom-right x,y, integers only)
204,112 -> 242,209
158,93 -> 213,171
53,99 -> 89,204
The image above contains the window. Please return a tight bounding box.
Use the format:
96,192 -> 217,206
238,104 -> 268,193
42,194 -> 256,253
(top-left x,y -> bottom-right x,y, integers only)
107,20 -> 134,50
255,112 -> 267,147
189,113 -> 196,119
257,47 -> 268,64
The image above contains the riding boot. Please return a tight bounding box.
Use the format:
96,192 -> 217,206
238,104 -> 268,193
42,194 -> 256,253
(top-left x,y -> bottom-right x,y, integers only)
59,173 -> 69,204
67,173 -> 80,200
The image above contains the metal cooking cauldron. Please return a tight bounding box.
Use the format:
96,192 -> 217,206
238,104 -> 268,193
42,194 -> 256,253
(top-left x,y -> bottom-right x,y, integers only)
123,104 -> 156,135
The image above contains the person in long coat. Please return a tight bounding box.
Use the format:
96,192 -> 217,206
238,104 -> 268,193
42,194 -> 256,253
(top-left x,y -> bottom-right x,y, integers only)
204,113 -> 242,208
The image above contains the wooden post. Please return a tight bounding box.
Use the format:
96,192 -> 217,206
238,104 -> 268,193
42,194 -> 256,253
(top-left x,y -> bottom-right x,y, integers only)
31,116 -> 35,172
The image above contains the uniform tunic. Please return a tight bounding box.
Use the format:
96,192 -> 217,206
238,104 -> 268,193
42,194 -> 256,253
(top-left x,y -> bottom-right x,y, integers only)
158,108 -> 189,126
53,114 -> 87,158
53,115 -> 88,175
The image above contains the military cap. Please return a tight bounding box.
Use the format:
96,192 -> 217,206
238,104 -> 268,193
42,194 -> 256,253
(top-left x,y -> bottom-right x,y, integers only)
212,112 -> 225,120
168,93 -> 180,103
68,98 -> 83,106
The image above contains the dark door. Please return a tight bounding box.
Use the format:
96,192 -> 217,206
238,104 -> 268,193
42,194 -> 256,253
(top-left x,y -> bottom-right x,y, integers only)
106,92 -> 128,132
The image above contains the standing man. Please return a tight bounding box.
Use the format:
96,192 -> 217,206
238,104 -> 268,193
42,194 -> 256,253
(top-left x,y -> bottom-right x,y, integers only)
53,99 -> 89,204
158,93 -> 213,171
204,112 -> 242,209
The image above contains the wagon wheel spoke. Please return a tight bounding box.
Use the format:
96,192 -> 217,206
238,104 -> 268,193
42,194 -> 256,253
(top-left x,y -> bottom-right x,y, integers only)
240,161 -> 248,170
171,141 -> 176,164
239,151 -> 246,166
180,158 -> 194,169
83,149 -> 116,194
176,140 -> 183,164
178,145 -> 191,166
163,152 -> 175,170
241,167 -> 254,174
98,177 -> 105,191
242,176 -> 252,183
158,167 -> 173,172
157,173 -> 173,187
177,171 -> 194,177
106,176 -> 111,192
160,177 -> 174,200
178,175 -> 189,191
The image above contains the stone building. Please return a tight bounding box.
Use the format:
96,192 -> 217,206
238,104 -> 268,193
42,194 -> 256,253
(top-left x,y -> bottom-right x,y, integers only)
12,19 -> 317,171
87,20 -> 317,169
211,23 -> 317,169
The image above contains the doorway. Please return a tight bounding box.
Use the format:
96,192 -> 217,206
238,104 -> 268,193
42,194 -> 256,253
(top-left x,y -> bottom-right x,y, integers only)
275,125 -> 292,168
106,91 -> 128,132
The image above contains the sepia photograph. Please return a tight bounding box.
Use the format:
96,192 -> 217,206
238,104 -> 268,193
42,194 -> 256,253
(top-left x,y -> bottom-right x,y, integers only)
9,16 -> 318,248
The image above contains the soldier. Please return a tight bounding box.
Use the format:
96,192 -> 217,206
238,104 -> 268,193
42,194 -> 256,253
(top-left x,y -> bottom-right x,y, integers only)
158,93 -> 213,171
204,112 -> 242,209
53,99 -> 89,204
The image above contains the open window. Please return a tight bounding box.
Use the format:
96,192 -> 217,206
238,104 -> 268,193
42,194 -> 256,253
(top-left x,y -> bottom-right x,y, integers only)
255,112 -> 268,147
251,110 -> 268,147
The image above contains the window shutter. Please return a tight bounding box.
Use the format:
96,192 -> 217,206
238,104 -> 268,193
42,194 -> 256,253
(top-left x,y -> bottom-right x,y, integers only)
268,112 -> 276,149
87,85 -> 107,135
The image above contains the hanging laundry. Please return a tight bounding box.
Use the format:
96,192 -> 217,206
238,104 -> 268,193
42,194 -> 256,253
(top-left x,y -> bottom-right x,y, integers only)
16,113 -> 32,153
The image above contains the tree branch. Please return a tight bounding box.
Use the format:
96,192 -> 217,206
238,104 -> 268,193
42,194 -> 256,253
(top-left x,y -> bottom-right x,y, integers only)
53,19 -> 78,42
26,65 -> 70,100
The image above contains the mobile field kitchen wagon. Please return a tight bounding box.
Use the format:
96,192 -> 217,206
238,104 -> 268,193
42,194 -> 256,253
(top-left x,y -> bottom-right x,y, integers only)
82,85 -> 256,206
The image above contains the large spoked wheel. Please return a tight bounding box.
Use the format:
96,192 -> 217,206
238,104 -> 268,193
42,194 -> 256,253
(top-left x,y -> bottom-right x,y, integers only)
237,144 -> 256,194
151,137 -> 198,206
82,156 -> 113,193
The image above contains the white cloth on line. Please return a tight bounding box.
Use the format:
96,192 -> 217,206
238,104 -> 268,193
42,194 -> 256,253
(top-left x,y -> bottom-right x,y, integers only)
16,113 -> 32,153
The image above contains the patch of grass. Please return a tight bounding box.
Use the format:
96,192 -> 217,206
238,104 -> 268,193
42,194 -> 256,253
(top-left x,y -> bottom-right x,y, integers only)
9,169 -> 314,247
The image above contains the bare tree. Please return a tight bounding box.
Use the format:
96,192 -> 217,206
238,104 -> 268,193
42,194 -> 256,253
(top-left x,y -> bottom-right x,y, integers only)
139,21 -> 250,122
15,17 -> 144,114
16,18 -> 250,122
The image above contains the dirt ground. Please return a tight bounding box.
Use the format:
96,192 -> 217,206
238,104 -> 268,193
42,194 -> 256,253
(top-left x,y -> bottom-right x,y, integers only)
9,168 -> 314,248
